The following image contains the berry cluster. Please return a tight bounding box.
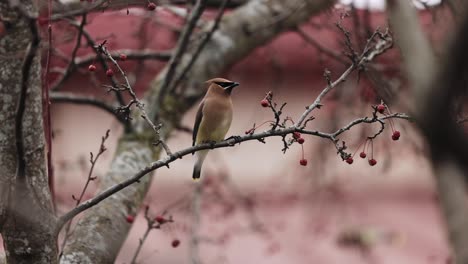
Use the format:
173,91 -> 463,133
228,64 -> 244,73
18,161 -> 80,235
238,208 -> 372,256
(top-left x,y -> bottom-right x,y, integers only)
376,103 -> 401,141
293,132 -> 308,166
87,53 -> 128,78
344,102 -> 402,167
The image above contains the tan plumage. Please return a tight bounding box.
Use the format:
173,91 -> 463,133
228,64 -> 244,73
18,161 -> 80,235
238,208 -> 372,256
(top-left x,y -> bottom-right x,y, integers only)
192,78 -> 239,180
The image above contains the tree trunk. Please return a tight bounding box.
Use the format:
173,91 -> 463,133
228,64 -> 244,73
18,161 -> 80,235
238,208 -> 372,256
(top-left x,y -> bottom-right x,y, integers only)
61,0 -> 335,262
0,1 -> 58,263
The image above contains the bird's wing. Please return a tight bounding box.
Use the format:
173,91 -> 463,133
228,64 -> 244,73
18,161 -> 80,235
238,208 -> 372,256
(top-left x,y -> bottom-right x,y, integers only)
193,101 -> 204,146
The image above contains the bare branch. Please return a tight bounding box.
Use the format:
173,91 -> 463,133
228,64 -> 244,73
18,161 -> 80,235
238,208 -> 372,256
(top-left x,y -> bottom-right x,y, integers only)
55,19 -> 127,112
56,110 -> 409,231
170,0 -> 231,92
296,27 -> 348,65
157,0 -> 207,105
74,49 -> 172,67
50,14 -> 87,91
50,92 -> 122,122
295,28 -> 392,128
59,130 -> 110,259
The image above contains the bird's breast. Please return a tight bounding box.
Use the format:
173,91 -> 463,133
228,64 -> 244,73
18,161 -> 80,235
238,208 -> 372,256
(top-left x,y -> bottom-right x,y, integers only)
196,99 -> 233,143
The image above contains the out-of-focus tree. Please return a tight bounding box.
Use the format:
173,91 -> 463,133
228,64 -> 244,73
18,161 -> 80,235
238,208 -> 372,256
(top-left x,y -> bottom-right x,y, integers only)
0,0 -> 466,263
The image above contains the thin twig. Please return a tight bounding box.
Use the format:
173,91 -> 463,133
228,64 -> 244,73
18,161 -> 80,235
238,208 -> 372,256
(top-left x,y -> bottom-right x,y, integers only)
51,14 -> 87,91
74,49 -> 172,67
55,111 -> 410,232
296,27 -> 348,65
50,92 -> 123,123
59,130 -> 110,258
98,44 -> 172,154
170,0 -> 230,92
129,204 -> 175,264
56,20 -> 127,112
295,28 -> 392,128
157,0 -> 207,105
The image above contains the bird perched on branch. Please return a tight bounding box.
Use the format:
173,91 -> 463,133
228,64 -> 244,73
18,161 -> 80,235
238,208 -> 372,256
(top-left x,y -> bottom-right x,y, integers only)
192,78 -> 239,180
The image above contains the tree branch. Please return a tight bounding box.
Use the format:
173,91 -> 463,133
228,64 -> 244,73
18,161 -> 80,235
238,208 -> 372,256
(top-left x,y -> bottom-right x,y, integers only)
50,92 -> 122,122
61,1 -> 337,262
157,0 -> 207,105
57,109 -> 409,230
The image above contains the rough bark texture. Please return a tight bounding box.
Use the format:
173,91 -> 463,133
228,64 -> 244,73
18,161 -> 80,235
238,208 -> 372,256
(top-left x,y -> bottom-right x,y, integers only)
61,0 -> 335,263
0,1 -> 57,263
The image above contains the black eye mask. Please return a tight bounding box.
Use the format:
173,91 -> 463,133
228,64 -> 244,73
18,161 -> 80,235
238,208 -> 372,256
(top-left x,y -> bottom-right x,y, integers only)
215,82 -> 234,88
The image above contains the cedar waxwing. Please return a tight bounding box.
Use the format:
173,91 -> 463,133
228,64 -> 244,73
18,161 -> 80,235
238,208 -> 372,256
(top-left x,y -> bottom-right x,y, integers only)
192,78 -> 239,180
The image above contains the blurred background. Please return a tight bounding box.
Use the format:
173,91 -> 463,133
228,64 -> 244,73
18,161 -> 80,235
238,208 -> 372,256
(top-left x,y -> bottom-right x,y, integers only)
3,0 -> 456,263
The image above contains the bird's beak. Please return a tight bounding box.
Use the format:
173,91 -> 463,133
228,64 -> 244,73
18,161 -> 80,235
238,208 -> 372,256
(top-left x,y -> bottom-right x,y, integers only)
225,82 -> 240,90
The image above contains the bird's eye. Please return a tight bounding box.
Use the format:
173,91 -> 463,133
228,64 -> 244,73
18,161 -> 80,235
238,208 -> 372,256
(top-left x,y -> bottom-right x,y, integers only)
215,82 -> 233,88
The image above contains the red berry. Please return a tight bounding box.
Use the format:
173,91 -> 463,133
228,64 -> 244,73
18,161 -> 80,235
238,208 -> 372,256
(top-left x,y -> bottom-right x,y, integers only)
392,130 -> 401,141
119,53 -> 127,61
126,215 -> 134,223
297,137 -> 305,144
299,159 -> 307,166
376,104 -> 385,114
88,64 -> 96,72
171,239 -> 180,248
155,215 -> 165,224
260,99 -> 269,107
346,157 -> 353,164
293,132 -> 301,139
147,2 -> 156,10
106,68 -> 114,77
359,152 -> 366,159
368,159 -> 377,166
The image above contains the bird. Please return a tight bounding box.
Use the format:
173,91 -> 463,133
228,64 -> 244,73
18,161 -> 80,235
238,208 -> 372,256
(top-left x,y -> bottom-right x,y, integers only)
192,78 -> 239,180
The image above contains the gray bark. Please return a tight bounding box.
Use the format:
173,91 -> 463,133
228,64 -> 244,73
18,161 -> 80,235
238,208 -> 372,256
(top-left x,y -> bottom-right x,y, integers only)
0,1 -> 58,263
61,0 -> 335,263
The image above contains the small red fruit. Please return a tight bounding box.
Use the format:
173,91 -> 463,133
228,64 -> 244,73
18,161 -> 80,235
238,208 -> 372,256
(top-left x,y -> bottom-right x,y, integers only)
155,215 -> 165,224
346,157 -> 353,164
377,104 -> 385,114
88,64 -> 96,72
126,215 -> 134,223
297,137 -> 305,144
171,239 -> 180,248
260,99 -> 269,107
299,159 -> 307,166
119,53 -> 127,61
368,159 -> 377,166
293,132 -> 301,139
106,68 -> 114,77
359,152 -> 366,159
147,2 -> 156,10
392,130 -> 401,141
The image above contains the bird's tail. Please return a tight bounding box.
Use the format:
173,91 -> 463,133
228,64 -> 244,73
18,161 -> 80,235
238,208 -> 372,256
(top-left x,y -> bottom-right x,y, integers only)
192,150 -> 208,180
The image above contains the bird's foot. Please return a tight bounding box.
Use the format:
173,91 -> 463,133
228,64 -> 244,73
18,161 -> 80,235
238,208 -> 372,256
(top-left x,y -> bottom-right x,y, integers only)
225,135 -> 242,145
